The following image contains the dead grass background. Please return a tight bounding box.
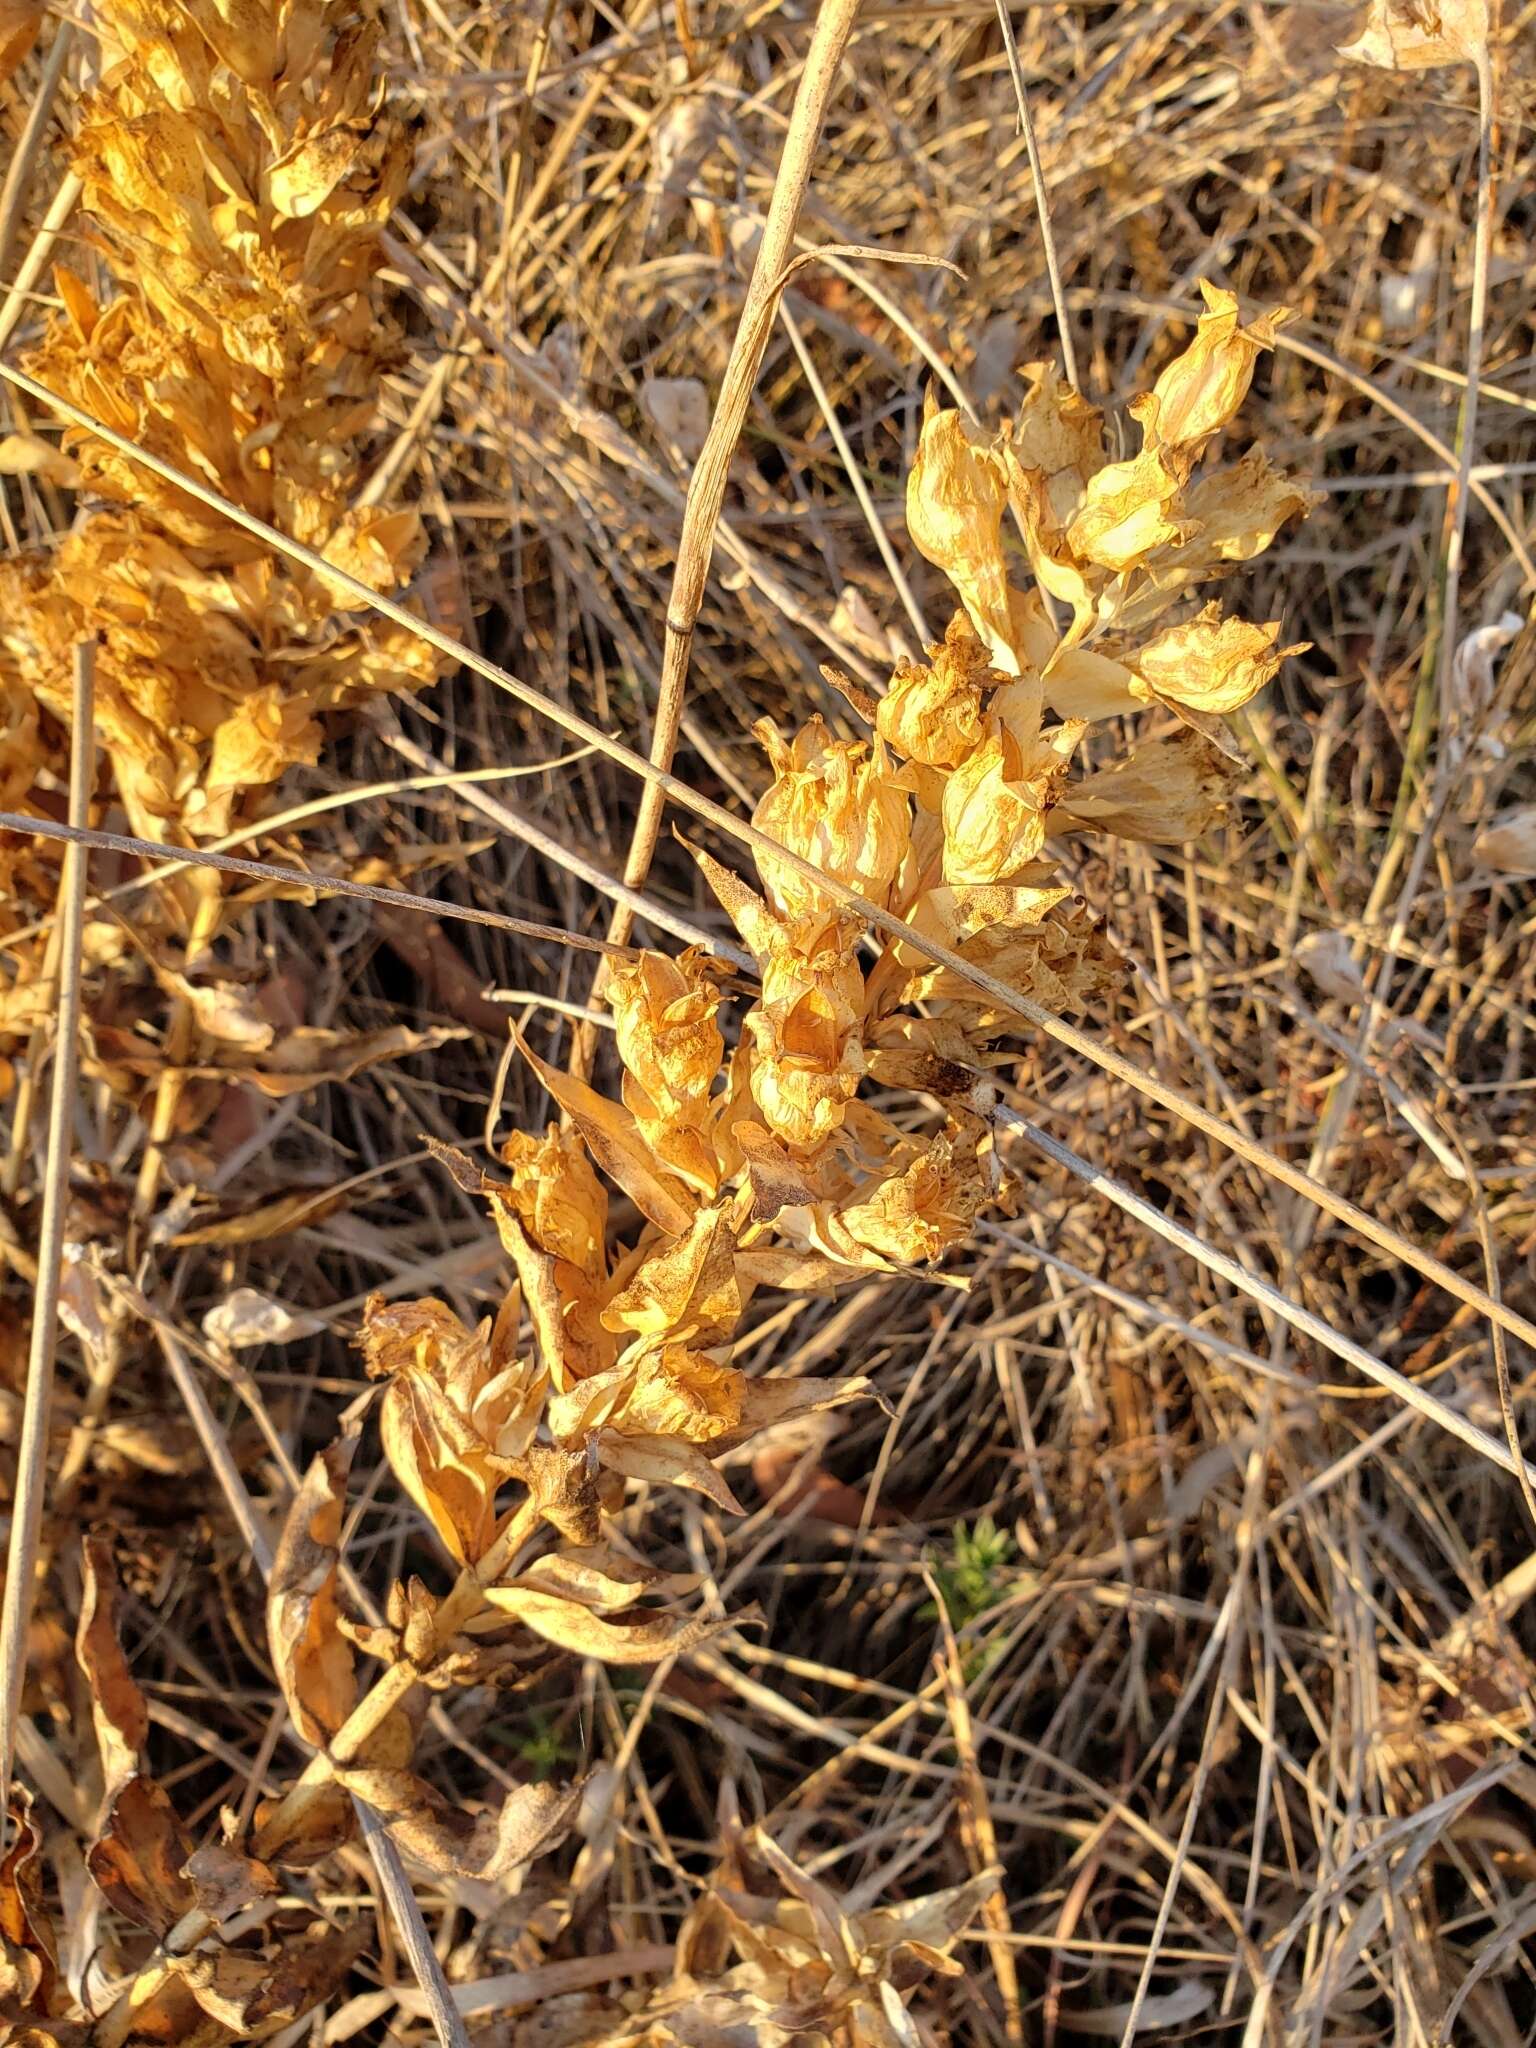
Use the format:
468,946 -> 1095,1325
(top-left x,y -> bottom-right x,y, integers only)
5,0 -> 1536,2039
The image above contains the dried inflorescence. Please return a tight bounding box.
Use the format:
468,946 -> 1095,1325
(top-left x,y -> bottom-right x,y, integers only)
0,0 -> 445,1083
8,271 -> 1311,2034
285,279 -> 1310,1906
575,1826 -> 1000,2047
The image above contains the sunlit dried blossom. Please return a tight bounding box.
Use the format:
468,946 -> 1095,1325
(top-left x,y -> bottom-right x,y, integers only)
745,910 -> 869,1154
361,1296 -> 546,1564
0,0 -> 447,942
752,717 -> 910,915
1049,729 -> 1238,843
1130,602 -> 1305,716
940,718 -> 1085,885
583,1826 -> 1000,2048
876,614 -> 992,769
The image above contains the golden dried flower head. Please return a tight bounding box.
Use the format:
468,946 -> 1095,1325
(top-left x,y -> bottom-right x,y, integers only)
1149,280 -> 1293,455
500,1125 -> 609,1288
601,1206 -> 742,1351
876,614 -> 993,769
752,718 -> 910,916
1131,603 -> 1306,716
1012,359 -> 1107,524
745,910 -> 868,1154
830,1124 -> 995,1267
590,1828 -> 1000,2048
1063,408 -> 1187,574
549,1345 -> 746,1450
360,1296 -> 546,1565
941,719 -> 1085,885
608,949 -> 726,1129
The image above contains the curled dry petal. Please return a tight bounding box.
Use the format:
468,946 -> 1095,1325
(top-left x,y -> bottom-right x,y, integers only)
906,396 -> 1022,673
1130,603 -> 1306,715
76,1534 -> 150,1794
600,1206 -> 742,1348
361,1293 -> 545,1564
828,1125 -> 997,1267
1063,405 -> 1186,572
1050,730 -> 1238,843
876,615 -> 993,769
1339,0 -> 1487,68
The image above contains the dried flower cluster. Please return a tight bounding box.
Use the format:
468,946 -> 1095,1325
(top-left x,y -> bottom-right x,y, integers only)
0,107 -> 1312,2024
279,276 -> 1310,1758
575,1825 -> 999,2047
0,0 -> 443,1046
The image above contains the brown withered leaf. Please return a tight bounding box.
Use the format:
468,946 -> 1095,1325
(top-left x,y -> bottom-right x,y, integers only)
87,1776 -> 197,1935
509,1441 -> 605,1545
267,1421 -> 360,1748
181,1844 -> 277,1927
1339,0 -> 1487,66
228,1918 -> 370,2034
0,1792 -> 58,2017
338,1767 -> 579,1885
512,1031 -> 696,1236
505,1544 -> 703,1614
77,1533 -> 150,1793
596,1430 -> 747,1516
235,1023 -> 468,1097
165,1920 -> 367,2038
477,1586 -> 730,1665
170,1184 -> 350,1246
0,3 -> 41,86
251,1778 -> 355,1869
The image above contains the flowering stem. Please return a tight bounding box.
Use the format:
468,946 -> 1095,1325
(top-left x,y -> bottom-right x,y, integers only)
250,1496 -> 542,1861
133,885 -> 225,1216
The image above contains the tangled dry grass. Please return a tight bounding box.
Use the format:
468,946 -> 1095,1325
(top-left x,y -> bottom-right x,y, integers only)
2,0 -> 1536,2042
